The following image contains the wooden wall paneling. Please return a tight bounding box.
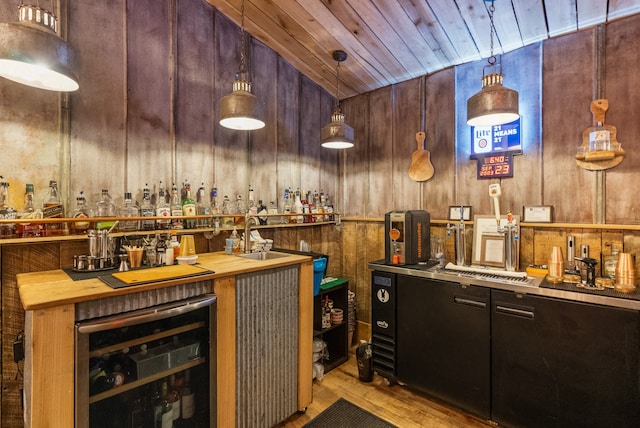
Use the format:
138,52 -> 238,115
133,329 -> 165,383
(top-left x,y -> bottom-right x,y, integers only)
214,13 -> 249,200
542,30 -> 594,223
175,0 -> 216,190
341,94 -> 370,217
298,76 -> 323,194
69,0 -> 125,204
519,226 -> 535,269
319,87 -> 340,207
249,40 -> 279,204
125,0 -> 173,199
500,44 -> 543,215
424,68 -> 456,218
276,57 -> 301,195
391,78 -> 422,210
532,228 -> 566,266
603,14 -> 640,224
2,244 -> 60,427
365,86 -> 393,216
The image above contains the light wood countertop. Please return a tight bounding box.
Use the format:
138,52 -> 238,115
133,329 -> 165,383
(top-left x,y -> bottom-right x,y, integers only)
18,251 -> 312,311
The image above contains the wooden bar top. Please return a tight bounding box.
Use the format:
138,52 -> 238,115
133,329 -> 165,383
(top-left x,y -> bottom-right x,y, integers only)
18,251 -> 312,311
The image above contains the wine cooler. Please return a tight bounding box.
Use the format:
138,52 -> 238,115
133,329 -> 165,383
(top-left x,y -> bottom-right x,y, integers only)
75,294 -> 216,428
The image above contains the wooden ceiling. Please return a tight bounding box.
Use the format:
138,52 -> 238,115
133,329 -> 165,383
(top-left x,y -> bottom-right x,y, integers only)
206,0 -> 640,99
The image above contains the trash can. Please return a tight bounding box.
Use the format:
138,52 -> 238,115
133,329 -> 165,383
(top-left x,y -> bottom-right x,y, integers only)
356,340 -> 373,382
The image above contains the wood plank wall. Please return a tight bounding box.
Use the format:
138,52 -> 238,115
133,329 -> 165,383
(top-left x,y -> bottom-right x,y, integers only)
1,0 -> 640,424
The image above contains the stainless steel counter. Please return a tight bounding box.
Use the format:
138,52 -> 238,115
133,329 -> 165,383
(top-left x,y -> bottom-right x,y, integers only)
369,260 -> 640,311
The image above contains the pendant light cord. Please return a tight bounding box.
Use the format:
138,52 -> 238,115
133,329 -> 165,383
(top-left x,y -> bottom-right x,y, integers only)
488,0 -> 496,66
334,61 -> 341,109
239,0 -> 247,75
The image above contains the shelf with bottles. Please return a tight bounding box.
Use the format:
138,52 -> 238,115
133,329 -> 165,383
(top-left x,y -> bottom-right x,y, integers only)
0,212 -> 341,244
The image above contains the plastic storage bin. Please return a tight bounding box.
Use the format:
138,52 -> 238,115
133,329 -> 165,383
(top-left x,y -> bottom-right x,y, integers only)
313,257 -> 327,295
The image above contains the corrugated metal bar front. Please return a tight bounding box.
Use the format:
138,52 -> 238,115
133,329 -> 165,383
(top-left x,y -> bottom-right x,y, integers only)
236,265 -> 299,427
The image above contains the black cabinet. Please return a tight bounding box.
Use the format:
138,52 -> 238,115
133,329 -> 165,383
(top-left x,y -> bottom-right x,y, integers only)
313,278 -> 349,373
492,290 -> 640,428
396,275 -> 491,418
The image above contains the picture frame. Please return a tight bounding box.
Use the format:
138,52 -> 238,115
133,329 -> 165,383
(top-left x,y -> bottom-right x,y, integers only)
522,205 -> 553,223
448,205 -> 473,221
480,234 -> 506,268
472,214 -> 520,266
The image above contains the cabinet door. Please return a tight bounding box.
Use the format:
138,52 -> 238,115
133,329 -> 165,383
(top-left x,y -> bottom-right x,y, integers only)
492,290 -> 640,428
397,276 -> 490,418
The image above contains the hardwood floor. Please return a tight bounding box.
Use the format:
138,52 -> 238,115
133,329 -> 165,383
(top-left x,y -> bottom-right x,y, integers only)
278,351 -> 493,428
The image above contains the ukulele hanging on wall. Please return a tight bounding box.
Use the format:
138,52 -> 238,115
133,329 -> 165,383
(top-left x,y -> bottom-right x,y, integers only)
408,131 -> 435,182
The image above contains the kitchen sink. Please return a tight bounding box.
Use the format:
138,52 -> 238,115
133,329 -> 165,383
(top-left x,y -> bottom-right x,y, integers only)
236,251 -> 289,261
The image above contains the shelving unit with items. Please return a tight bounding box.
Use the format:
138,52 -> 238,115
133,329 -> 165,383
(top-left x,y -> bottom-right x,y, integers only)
313,277 -> 349,373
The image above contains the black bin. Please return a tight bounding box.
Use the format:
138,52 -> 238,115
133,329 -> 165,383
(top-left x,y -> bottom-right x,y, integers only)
356,340 -> 373,382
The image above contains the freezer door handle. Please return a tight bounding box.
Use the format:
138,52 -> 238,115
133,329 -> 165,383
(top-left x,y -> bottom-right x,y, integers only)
453,296 -> 487,309
496,304 -> 535,319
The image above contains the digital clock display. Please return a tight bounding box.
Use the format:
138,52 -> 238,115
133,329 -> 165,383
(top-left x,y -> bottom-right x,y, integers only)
477,153 -> 513,179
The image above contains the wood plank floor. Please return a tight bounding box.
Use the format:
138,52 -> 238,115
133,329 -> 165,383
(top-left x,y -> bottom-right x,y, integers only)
278,351 -> 493,428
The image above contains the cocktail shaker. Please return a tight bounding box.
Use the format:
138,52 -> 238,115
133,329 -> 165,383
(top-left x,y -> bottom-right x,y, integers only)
547,246 -> 564,283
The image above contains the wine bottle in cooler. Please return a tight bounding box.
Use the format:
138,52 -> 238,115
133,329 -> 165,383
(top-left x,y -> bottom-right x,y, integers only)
180,369 -> 196,424
166,374 -> 181,422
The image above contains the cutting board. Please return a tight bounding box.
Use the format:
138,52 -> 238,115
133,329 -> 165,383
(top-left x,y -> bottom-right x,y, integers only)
111,264 -> 211,285
408,131 -> 435,182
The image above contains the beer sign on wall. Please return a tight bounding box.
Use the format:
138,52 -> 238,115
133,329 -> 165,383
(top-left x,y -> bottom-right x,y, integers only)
471,119 -> 522,179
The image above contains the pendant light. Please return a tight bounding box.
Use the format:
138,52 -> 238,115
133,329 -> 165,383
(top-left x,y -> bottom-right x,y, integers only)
466,0 -> 519,127
0,2 -> 78,92
219,0 -> 264,131
321,50 -> 354,149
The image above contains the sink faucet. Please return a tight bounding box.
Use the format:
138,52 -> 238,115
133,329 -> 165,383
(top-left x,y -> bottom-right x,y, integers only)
244,212 -> 258,253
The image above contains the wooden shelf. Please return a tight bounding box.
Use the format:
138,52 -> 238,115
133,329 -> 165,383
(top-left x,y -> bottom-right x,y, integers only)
88,357 -> 206,404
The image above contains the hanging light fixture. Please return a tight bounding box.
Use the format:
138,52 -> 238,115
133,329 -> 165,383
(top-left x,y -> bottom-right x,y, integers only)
321,50 -> 354,149
466,0 -> 519,127
0,2 -> 78,92
219,0 -> 264,131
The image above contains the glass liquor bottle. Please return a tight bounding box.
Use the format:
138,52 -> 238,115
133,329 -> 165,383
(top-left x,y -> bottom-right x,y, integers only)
0,179 -> 17,239
292,188 -> 303,224
248,185 -> 257,216
221,195 -> 234,227
95,188 -> 117,231
182,182 -> 196,229
235,194 -> 246,221
196,183 -> 210,228
267,201 -> 278,225
70,191 -> 93,235
170,183 -> 183,229
156,182 -> 171,230
119,192 -> 139,232
281,187 -> 291,224
210,187 -> 221,216
19,183 -> 42,237
258,199 -> 268,225
43,180 -> 64,236
140,184 -> 156,231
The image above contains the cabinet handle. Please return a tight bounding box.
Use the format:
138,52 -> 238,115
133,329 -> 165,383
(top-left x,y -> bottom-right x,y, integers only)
496,304 -> 534,319
453,297 -> 487,309
77,294 -> 216,333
